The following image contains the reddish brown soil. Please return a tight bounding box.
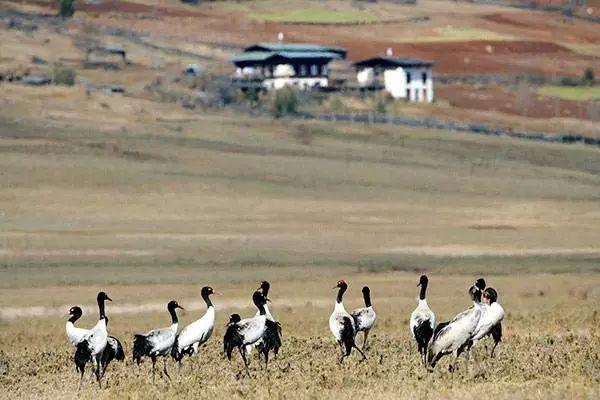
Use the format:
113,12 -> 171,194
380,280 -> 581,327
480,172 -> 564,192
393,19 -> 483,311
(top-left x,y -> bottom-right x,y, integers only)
437,84 -> 595,120
26,0 -> 211,18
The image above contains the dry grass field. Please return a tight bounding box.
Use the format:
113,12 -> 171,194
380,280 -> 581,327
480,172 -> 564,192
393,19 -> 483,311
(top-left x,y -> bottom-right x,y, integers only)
0,80 -> 600,398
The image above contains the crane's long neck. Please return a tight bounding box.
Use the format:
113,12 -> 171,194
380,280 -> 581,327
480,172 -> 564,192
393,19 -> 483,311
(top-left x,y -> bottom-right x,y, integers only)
336,286 -> 347,304
473,289 -> 482,307
363,291 -> 372,307
169,307 -> 178,324
97,298 -> 106,320
202,293 -> 213,308
68,314 -> 80,324
419,281 -> 428,300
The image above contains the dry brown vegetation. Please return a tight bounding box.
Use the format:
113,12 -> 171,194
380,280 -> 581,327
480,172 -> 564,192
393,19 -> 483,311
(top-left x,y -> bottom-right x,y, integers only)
1,274 -> 599,399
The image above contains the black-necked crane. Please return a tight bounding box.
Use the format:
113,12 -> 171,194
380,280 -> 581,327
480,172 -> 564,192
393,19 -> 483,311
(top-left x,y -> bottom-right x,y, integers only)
329,280 -> 366,363
410,275 -> 435,364
66,306 -> 88,347
255,281 -> 282,368
171,287 -> 217,364
427,286 -> 482,370
223,291 -> 268,376
351,286 -> 376,350
133,300 -> 183,381
73,291 -> 112,387
470,286 -> 505,357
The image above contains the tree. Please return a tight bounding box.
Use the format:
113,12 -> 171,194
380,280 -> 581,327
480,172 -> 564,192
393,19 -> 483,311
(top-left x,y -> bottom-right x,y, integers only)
59,0 -> 75,18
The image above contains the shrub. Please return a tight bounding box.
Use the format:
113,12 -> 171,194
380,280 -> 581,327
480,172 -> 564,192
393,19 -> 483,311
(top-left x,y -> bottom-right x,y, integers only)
52,64 -> 76,86
582,68 -> 595,86
559,76 -> 579,87
59,0 -> 75,18
272,86 -> 299,117
372,94 -> 388,115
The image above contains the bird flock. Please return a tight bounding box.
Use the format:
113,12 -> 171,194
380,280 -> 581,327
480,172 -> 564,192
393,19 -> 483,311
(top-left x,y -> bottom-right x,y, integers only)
66,276 -> 504,387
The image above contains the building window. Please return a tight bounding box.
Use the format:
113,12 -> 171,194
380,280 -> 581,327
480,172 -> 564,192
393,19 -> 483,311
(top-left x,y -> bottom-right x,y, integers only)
406,88 -> 410,100
423,89 -> 427,100
406,72 -> 411,84
422,72 -> 427,84
321,64 -> 328,76
300,64 -> 307,76
311,64 -> 318,76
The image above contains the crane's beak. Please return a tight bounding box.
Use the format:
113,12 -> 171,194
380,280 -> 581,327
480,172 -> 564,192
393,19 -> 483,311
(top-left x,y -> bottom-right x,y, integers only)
178,305 -> 185,310
106,296 -> 113,301
266,298 -> 271,303
213,291 -> 222,295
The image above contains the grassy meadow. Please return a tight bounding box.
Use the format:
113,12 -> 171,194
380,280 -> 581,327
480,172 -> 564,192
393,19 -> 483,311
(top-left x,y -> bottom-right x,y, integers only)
0,85 -> 600,399
538,86 -> 600,101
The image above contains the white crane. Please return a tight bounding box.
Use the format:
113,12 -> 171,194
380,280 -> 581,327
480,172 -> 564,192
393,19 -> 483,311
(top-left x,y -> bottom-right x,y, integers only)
133,300 -> 183,381
351,286 -> 376,350
427,286 -> 482,370
171,287 -> 217,364
329,280 -> 366,363
410,275 -> 436,364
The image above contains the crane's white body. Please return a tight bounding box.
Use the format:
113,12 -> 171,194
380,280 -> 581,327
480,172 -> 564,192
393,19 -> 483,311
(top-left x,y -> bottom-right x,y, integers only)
176,306 -> 215,354
410,299 -> 435,338
140,323 -> 178,357
66,321 -> 90,347
82,319 -> 108,362
472,302 -> 504,342
238,314 -> 267,345
430,302 -> 481,360
352,306 -> 376,333
329,302 -> 355,341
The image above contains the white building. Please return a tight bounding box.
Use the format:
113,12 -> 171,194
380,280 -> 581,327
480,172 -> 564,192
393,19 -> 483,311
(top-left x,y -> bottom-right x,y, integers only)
231,43 -> 346,91
353,56 -> 434,102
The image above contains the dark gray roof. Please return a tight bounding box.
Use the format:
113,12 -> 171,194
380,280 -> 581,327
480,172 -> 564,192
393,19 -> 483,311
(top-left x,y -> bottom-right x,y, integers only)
244,43 -> 347,58
353,56 -> 433,68
231,51 -> 343,65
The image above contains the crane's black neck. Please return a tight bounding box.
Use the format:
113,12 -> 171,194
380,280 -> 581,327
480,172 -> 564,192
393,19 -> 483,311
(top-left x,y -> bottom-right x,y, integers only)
336,285 -> 347,304
202,292 -> 213,308
168,306 -> 179,324
97,297 -> 106,320
68,314 -> 80,324
473,289 -> 482,303
419,280 -> 428,300
363,289 -> 372,307
252,291 -> 266,315
261,281 -> 270,297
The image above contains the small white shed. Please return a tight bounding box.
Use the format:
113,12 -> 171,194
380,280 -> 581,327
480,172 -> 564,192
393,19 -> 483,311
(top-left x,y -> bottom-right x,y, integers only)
353,56 -> 434,102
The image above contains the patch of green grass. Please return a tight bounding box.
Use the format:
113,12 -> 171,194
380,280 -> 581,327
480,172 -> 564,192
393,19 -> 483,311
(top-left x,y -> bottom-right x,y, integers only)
250,8 -> 379,24
537,86 -> 600,101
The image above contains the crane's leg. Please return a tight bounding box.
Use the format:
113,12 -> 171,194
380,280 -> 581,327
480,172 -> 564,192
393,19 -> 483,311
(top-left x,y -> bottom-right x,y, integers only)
78,364 -> 85,391
337,341 -> 345,364
491,340 -> 499,358
95,358 -> 102,388
263,350 -> 269,370
151,356 -> 157,383
363,330 -> 370,351
163,358 -> 171,381
239,347 -> 250,377
353,344 -> 367,362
